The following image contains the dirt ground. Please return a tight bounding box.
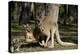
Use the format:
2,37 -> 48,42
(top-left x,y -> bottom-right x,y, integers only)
18,42 -> 78,53
11,35 -> 78,53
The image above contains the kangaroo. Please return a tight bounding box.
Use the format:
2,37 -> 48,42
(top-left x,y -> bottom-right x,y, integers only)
37,4 -> 76,48
23,24 -> 37,43
24,30 -> 37,42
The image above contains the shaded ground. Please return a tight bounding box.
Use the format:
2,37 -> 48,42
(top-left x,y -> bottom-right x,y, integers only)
11,34 -> 78,53
19,43 -> 77,52
14,39 -> 78,53
20,42 -> 77,52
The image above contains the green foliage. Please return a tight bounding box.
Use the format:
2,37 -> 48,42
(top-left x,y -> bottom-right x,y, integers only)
11,23 -> 24,32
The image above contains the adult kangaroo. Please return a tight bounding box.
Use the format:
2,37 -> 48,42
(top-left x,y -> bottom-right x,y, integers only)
36,4 -> 76,48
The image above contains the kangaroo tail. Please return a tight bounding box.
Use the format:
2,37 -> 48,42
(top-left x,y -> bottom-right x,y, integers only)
55,28 -> 77,46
